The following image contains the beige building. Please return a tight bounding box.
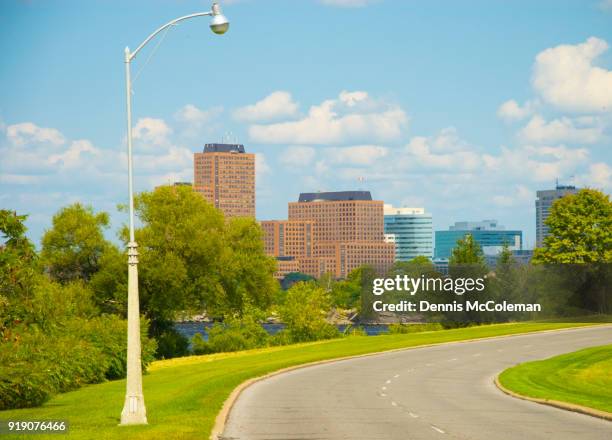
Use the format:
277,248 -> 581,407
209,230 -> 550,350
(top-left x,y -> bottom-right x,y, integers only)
194,143 -> 255,218
263,191 -> 395,279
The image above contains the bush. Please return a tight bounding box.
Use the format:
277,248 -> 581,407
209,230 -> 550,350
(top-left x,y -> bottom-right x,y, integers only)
342,325 -> 368,336
156,327 -> 190,359
191,315 -> 269,354
0,316 -> 156,410
388,323 -> 444,334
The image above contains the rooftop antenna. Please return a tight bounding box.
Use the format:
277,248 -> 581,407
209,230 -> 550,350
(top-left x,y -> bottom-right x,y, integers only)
357,176 -> 365,191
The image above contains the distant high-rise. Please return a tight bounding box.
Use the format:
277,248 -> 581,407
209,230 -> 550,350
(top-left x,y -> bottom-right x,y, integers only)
384,205 -> 433,261
435,220 -> 522,259
194,143 -> 255,218
535,184 -> 578,247
263,191 -> 395,279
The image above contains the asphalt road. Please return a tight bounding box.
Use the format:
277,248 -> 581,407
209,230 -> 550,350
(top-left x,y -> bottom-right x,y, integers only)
222,326 -> 612,440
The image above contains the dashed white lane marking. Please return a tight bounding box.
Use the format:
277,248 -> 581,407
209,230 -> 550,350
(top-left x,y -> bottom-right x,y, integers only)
409,412 -> 419,418
382,386 -> 387,391
431,425 -> 445,434
449,358 -> 458,361
386,379 -> 392,384
394,374 -> 400,378
391,401 -> 398,407
380,393 -> 387,397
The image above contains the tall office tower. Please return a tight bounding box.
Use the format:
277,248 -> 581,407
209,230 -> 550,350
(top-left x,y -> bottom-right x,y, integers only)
535,184 -> 578,247
384,205 -> 433,261
280,191 -> 395,278
288,191 -> 385,242
434,220 -> 522,259
194,143 -> 255,218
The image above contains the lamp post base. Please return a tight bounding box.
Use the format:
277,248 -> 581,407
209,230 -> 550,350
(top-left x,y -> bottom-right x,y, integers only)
120,393 -> 148,425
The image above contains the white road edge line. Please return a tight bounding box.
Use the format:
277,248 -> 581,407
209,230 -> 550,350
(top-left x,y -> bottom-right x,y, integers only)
431,425 -> 446,434
409,412 -> 419,418
391,401 -> 398,407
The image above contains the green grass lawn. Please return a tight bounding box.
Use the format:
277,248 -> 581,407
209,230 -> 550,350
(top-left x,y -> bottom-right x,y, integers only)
0,320 -> 608,440
499,344 -> 612,414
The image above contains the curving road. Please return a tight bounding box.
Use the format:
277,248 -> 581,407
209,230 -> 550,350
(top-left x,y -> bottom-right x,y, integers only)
222,326 -> 612,440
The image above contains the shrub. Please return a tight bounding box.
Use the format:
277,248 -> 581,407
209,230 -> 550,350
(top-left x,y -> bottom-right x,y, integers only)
0,316 -> 156,410
191,314 -> 269,354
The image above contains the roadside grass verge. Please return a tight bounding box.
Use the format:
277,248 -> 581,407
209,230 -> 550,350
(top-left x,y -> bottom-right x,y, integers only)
498,344 -> 612,414
1,319 -> 609,440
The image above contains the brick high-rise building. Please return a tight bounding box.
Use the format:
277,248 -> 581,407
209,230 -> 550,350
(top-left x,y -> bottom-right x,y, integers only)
263,191 -> 395,279
194,143 -> 255,218
260,220 -> 314,258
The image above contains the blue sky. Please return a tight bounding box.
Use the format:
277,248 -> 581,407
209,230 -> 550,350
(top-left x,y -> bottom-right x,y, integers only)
1,0 -> 611,249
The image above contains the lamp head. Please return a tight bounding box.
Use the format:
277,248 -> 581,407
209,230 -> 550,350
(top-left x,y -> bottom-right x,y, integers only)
210,2 -> 229,35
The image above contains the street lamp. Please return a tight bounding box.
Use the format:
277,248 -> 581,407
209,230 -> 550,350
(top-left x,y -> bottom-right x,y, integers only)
120,2 -> 229,426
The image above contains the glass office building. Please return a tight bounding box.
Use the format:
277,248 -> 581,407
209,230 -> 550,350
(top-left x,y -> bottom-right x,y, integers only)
384,205 -> 433,261
435,220 -> 522,259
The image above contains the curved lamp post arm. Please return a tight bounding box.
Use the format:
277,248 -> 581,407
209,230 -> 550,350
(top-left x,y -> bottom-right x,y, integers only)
128,11 -> 213,61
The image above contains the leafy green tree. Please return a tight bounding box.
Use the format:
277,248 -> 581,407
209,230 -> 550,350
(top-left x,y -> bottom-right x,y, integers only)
1,210 -> 40,333
450,234 -> 485,265
89,245 -> 127,315
277,282 -> 338,343
533,189 -> 612,263
447,234 -> 489,325
123,185 -> 276,356
532,189 -> 612,315
219,217 -> 277,315
41,203 -> 111,283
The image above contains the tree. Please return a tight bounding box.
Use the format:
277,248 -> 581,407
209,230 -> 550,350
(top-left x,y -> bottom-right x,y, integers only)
125,185 -> 277,357
533,189 -> 612,263
447,234 -> 489,325
41,203 -> 111,283
449,234 -> 484,265
532,189 -> 612,315
277,282 -> 338,343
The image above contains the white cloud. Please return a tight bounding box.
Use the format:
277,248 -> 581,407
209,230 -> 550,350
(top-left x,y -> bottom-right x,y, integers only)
132,117 -> 172,149
279,146 -> 316,166
176,104 -> 222,126
234,91 -> 299,122
48,139 -> 101,169
577,162 -> 612,190
532,37 -> 612,112
403,129 -> 481,171
492,185 -> 533,207
249,91 -> 408,145
6,122 -> 65,146
497,99 -> 536,122
325,145 -> 388,166
518,114 -> 605,144
483,144 -> 589,182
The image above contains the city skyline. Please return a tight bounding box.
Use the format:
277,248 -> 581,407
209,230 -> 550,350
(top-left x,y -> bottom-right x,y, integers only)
2,0 -> 612,248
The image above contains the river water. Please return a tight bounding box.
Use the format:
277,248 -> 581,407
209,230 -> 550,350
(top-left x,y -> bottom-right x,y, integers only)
175,322 -> 390,341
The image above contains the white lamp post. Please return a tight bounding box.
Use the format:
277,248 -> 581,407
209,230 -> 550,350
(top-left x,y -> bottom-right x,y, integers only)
120,2 -> 229,426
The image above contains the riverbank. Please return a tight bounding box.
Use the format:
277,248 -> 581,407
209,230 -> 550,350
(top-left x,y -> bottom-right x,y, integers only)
0,320 -> 608,440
